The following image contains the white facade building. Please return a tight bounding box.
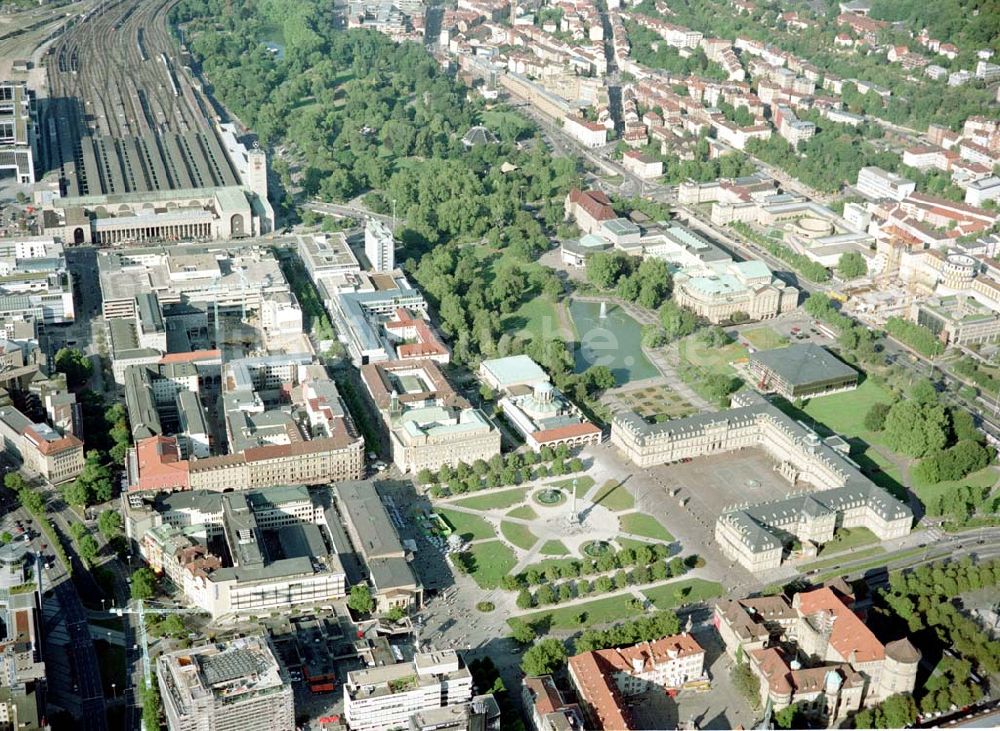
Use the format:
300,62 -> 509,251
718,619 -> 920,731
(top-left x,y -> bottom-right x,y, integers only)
344,650 -> 473,731
364,218 -> 395,272
856,166 -> 916,201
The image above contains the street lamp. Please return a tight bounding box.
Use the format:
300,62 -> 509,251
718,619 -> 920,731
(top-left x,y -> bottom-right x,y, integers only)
111,683 -> 116,699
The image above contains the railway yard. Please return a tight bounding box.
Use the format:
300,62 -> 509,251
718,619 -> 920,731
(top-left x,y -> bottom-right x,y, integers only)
37,0 -> 241,197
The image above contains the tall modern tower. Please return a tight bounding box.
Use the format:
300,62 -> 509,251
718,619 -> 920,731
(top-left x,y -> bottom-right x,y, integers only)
365,217 -> 395,272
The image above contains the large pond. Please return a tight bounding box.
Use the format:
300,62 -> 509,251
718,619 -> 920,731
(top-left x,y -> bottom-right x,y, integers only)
569,300 -> 659,385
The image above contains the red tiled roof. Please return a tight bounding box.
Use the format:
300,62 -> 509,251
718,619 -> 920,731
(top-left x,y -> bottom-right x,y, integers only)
796,587 -> 885,664
569,635 -> 702,728
523,676 -> 562,716
24,427 -> 82,456
133,436 -> 190,492
569,652 -> 634,730
750,647 -> 792,694
159,349 -> 222,364
569,189 -> 616,222
533,422 -> 602,444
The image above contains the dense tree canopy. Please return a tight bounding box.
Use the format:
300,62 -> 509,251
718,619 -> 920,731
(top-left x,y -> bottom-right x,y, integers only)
54,348 -> 93,388
131,567 -> 158,601
882,399 -> 949,458
520,638 -> 568,676
837,251 -> 868,280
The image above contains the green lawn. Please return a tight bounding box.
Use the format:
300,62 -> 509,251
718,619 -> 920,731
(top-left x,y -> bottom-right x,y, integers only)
817,527 -> 879,556
506,505 -> 538,521
642,579 -> 724,610
798,380 -> 893,440
515,594 -> 647,631
466,541 -> 518,589
679,336 -> 748,376
802,546 -> 884,572
742,327 -> 788,351
539,540 -> 570,556
503,297 -> 569,341
910,465 -> 998,510
620,513 -> 673,541
482,109 -> 533,135
616,536 -> 659,551
501,521 -> 538,550
590,480 -> 634,511
791,381 -> 999,510
436,509 -> 496,541
452,488 -> 528,511
547,476 -> 595,496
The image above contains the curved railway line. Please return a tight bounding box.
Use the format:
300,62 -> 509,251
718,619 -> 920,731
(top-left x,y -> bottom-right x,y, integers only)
42,0 -> 237,197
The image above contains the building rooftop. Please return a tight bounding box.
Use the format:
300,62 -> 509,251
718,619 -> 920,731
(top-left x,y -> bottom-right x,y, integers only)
480,355 -> 549,390
750,343 -> 857,387
796,587 -> 886,663
334,480 -> 405,560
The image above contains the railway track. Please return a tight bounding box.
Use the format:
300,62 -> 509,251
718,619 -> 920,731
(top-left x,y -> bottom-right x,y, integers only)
41,0 -> 233,195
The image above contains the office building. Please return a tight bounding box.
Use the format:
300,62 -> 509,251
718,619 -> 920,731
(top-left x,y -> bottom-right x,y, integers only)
748,344 -> 859,399
98,243 -> 301,333
0,238 -> 74,325
0,404 -> 84,484
158,635 -> 295,731
298,232 -> 361,280
361,359 -> 500,472
916,295 -> 1000,346
125,357 -> 364,493
856,167 -> 916,201
479,355 -> 601,451
715,586 -> 919,724
611,393 -> 912,572
365,218 -> 395,272
0,82 -> 35,184
343,650 -> 474,731
124,485 -> 348,620
324,270 -> 429,365
567,634 -> 705,730
331,480 -> 422,613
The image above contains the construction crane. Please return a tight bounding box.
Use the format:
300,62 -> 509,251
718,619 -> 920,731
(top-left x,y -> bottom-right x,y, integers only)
113,599 -> 206,690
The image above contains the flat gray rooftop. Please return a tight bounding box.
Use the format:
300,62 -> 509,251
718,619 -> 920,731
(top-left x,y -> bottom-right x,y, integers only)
750,343 -> 857,387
